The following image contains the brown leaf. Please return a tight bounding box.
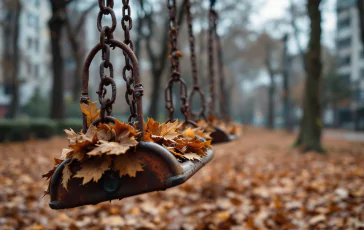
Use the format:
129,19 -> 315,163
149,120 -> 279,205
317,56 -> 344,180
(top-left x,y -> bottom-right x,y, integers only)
64,129 -> 78,144
74,156 -> 112,185
60,148 -> 73,160
183,153 -> 202,161
62,162 -> 72,191
87,137 -> 138,156
164,146 -> 183,157
141,132 -> 154,142
113,154 -> 144,178
111,120 -> 138,138
145,118 -> 161,135
42,167 -> 56,180
96,123 -> 116,141
80,100 -> 100,126
160,120 -> 181,140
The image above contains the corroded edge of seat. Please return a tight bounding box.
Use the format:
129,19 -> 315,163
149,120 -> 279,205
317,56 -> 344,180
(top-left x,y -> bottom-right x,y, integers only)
211,126 -> 231,144
49,141 -> 214,209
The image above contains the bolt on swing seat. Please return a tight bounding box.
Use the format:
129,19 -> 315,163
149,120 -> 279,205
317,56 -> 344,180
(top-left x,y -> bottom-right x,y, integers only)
47,0 -> 214,209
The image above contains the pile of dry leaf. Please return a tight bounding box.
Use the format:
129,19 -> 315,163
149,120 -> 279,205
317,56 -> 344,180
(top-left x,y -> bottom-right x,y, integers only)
0,128 -> 363,229
43,100 -> 212,192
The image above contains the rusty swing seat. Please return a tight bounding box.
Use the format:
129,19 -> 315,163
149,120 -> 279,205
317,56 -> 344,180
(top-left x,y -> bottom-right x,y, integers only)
49,141 -> 213,210
211,127 -> 234,144
48,6 -> 214,209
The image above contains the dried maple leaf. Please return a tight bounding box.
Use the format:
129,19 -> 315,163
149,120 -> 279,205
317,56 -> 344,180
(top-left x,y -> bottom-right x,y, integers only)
80,100 -> 100,126
176,138 -> 207,156
113,154 -> 144,178
164,145 -> 183,157
87,137 -> 138,156
141,132 -> 154,142
111,120 -> 138,138
62,162 -> 72,191
68,138 -> 95,161
144,118 -> 161,134
197,120 -> 216,133
54,158 -> 64,166
84,125 -> 98,139
96,123 -> 116,141
183,153 -> 202,161
64,129 -> 78,144
204,139 -> 212,149
42,167 -> 56,181
74,156 -> 112,185
160,120 -> 181,140
183,127 -> 196,138
60,148 -> 73,160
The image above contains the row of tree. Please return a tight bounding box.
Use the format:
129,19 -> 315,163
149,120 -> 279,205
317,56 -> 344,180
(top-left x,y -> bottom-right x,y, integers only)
0,0 -> 360,152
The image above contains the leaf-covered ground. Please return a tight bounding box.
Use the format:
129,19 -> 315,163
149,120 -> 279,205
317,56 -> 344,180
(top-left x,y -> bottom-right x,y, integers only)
1,127 -> 364,229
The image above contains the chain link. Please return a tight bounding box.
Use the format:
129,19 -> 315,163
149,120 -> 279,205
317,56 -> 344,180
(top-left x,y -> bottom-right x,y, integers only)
121,0 -> 138,123
95,0 -> 117,122
185,0 -> 206,121
165,0 -> 190,122
215,25 -> 228,120
208,2 -> 217,119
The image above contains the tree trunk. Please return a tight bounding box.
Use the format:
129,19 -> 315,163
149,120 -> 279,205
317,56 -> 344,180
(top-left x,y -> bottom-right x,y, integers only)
149,71 -> 163,119
282,34 -> 293,132
294,0 -> 323,152
146,2 -> 186,119
64,17 -> 83,102
267,75 -> 275,129
6,1 -> 21,119
265,42 -> 275,130
49,17 -> 65,120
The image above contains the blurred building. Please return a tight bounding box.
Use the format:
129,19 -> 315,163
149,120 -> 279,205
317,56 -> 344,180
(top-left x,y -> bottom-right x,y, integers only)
0,0 -> 51,114
336,0 -> 364,129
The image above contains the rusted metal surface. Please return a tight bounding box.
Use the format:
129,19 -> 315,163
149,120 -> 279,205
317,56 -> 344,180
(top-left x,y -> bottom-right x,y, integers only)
121,0 -> 139,124
49,142 -> 214,209
48,0 -> 214,210
81,39 -> 143,134
164,0 -> 190,123
81,0 -> 144,134
210,126 -> 230,144
186,0 -> 207,122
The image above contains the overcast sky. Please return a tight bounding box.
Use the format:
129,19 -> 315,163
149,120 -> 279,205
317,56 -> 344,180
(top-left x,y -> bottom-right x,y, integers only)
251,0 -> 337,53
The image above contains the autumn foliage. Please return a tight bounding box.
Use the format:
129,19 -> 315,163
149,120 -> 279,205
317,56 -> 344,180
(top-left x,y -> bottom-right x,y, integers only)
43,100 -> 212,192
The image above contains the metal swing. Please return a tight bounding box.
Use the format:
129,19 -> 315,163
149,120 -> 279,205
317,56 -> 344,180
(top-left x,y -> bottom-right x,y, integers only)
48,0 -> 213,210
185,0 -> 234,144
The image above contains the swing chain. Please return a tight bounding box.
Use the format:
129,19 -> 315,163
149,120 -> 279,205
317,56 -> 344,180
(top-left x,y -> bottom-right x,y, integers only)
208,1 -> 217,119
121,0 -> 138,123
96,0 -> 117,122
165,0 -> 189,122
214,11 -> 229,120
186,0 -> 206,121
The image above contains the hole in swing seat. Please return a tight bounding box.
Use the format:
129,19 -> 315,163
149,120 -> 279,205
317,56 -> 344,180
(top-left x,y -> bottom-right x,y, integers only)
49,141 -> 214,209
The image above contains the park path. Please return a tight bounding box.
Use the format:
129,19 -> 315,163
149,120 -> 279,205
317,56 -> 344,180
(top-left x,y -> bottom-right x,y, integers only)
0,128 -> 363,229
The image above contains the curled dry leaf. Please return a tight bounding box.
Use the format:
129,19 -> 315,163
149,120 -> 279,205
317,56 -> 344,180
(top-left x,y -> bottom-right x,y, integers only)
160,120 -> 181,140
62,162 -> 72,191
112,154 -> 144,178
73,156 -> 112,185
60,148 -> 73,160
112,120 -> 138,138
183,153 -> 202,161
80,100 -> 100,127
87,137 -> 138,156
